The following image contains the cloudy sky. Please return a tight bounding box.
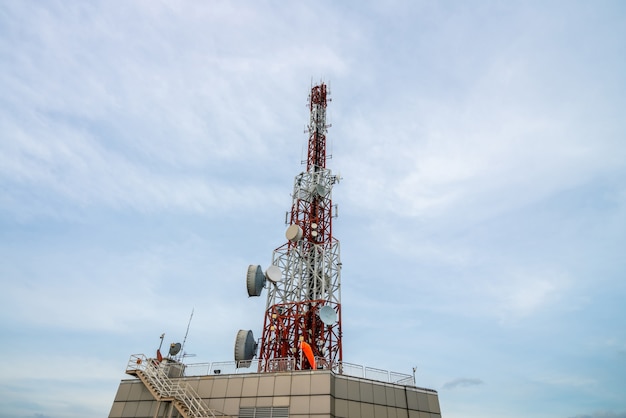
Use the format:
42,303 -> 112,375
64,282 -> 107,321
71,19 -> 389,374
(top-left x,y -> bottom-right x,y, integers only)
1,1 -> 625,417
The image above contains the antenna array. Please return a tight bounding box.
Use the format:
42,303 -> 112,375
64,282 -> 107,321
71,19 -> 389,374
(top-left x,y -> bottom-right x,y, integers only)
236,82 -> 342,372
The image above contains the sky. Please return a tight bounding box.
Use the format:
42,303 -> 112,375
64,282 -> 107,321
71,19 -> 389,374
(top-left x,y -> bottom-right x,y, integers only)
0,1 -> 625,417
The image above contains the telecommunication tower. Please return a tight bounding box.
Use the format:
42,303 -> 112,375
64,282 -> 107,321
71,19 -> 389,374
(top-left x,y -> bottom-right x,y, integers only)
236,82 -> 342,372
112,82 -> 442,418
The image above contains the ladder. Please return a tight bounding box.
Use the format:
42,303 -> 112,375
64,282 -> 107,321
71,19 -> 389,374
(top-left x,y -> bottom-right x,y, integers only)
125,354 -> 223,418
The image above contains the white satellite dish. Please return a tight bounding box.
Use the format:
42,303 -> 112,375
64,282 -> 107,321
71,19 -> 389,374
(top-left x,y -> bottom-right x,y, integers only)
318,305 -> 337,325
285,224 -> 303,242
265,265 -> 282,283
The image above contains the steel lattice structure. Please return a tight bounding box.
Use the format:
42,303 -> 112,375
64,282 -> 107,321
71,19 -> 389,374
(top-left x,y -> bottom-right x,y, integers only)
258,83 -> 342,372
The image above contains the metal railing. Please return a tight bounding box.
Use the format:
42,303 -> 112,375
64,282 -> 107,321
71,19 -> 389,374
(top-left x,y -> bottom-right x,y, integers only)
338,362 -> 415,385
181,358 -> 414,386
126,354 -> 219,418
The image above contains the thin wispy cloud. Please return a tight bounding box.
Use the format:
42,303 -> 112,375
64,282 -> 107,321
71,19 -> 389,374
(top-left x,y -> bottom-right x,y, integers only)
569,412 -> 626,418
442,378 -> 484,390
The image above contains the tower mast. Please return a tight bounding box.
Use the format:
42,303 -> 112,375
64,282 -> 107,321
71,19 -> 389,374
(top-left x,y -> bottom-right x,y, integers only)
258,82 -> 342,372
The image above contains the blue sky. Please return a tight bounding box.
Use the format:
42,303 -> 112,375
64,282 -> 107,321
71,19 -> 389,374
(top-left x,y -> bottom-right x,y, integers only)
1,1 -> 625,417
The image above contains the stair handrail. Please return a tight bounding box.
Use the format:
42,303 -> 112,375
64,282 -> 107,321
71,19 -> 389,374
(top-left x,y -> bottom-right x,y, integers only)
126,354 -> 217,418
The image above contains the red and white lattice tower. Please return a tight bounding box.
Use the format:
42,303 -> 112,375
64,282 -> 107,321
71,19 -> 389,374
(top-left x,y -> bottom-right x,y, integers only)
256,83 -> 342,372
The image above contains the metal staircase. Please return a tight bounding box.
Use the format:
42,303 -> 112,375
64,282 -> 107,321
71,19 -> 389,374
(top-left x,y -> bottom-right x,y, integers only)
125,354 -> 223,418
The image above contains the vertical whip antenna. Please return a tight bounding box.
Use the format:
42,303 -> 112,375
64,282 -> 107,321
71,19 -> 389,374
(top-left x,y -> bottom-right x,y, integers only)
179,308 -> 194,361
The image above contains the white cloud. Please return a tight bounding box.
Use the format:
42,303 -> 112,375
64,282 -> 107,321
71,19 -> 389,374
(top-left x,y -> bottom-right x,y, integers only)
0,353 -> 120,382
536,374 -> 598,389
486,267 -> 570,321
569,412 -> 626,418
442,377 -> 484,390
0,1 -> 355,218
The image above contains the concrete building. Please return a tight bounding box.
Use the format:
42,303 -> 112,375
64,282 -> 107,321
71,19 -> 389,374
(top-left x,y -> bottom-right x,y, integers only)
108,356 -> 441,418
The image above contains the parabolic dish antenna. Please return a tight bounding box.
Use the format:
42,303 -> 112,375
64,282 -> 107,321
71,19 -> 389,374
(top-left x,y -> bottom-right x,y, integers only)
318,305 -> 337,325
246,265 -> 266,297
265,265 -> 282,283
169,342 -> 182,356
234,329 -> 257,364
285,224 -> 303,242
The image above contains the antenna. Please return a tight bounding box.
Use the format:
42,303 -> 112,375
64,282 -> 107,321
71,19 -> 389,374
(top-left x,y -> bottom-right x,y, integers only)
240,82 -> 343,373
234,329 -> 258,367
265,265 -> 282,283
169,342 -> 182,357
179,308 -> 194,361
318,305 -> 337,325
246,265 -> 266,297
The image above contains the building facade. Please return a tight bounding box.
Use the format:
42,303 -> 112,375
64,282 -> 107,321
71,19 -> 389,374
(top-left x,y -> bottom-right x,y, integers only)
109,367 -> 441,418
